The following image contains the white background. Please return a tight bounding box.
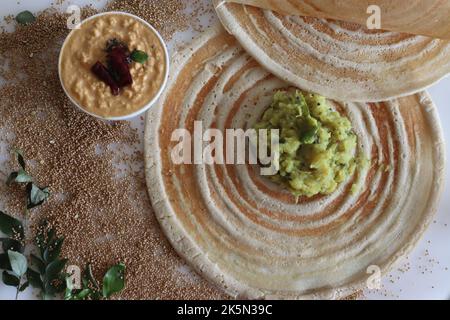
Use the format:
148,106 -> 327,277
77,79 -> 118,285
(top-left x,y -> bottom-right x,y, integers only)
0,0 -> 450,300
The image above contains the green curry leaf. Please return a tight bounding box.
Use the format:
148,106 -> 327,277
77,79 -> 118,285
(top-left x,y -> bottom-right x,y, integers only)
8,250 -> 28,277
0,253 -> 11,270
102,263 -> 125,298
130,50 -> 148,64
0,211 -> 24,239
0,238 -> 24,253
26,183 -> 50,209
26,268 -> 43,289
16,11 -> 36,25
2,271 -> 20,287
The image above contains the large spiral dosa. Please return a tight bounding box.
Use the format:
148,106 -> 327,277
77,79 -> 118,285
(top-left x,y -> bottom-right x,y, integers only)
214,2 -> 450,102
144,25 -> 445,299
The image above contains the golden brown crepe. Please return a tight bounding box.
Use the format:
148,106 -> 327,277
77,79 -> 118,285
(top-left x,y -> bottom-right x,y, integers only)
219,0 -> 450,39
144,25 -> 445,299
214,1 -> 450,102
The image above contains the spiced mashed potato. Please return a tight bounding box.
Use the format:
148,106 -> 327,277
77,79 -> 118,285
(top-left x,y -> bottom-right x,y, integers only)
59,13 -> 167,118
254,91 -> 365,198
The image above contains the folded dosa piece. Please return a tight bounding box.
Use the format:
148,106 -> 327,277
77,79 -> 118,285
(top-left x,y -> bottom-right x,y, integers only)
214,1 -> 450,102
220,0 -> 450,40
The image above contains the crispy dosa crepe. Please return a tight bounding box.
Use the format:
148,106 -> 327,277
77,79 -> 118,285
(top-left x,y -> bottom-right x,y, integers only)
144,25 -> 445,299
219,0 -> 450,40
214,1 -> 450,102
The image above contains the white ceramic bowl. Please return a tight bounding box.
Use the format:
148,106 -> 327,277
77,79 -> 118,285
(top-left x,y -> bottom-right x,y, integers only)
58,11 -> 170,121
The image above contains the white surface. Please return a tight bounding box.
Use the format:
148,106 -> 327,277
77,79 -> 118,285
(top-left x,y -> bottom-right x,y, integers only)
1,0 -> 450,300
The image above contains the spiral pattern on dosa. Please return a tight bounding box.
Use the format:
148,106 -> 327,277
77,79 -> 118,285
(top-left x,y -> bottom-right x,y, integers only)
145,25 -> 445,299
214,2 -> 450,102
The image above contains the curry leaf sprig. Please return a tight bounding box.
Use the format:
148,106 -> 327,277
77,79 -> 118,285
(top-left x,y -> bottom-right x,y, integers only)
6,150 -> 32,186
3,251 -> 29,299
7,150 -> 50,210
27,220 -> 67,300
0,150 -> 58,299
0,212 -> 28,299
0,212 -> 65,300
1,150 -> 126,299
0,211 -> 25,271
65,263 -> 126,300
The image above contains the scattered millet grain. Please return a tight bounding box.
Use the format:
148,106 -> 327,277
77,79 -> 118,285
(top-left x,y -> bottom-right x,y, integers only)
105,0 -> 188,40
342,291 -> 364,300
0,1 -> 226,300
